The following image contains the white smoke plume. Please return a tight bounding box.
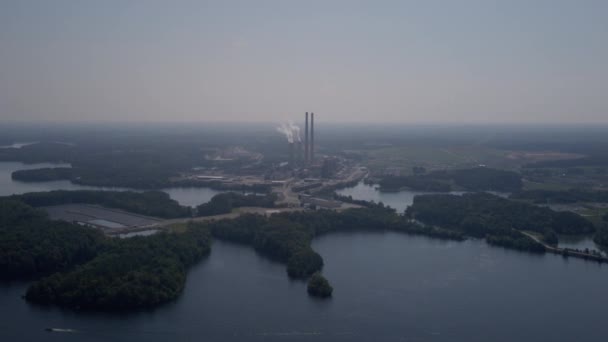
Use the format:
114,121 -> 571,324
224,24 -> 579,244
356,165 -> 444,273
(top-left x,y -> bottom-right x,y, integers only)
288,121 -> 301,142
276,121 -> 301,143
276,123 -> 293,143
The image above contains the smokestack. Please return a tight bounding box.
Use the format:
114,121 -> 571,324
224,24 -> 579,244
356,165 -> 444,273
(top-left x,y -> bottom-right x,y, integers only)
304,112 -> 309,165
311,112 -> 314,163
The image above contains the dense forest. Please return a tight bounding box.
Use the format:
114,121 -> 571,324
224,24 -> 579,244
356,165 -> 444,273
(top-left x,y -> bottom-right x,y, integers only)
593,215 -> 608,247
0,199 -> 106,279
12,167 -> 73,182
377,167 -> 522,192
594,224 -> 608,247
196,192 -> 278,216
26,226 -> 211,310
307,272 -> 333,298
0,142 -> 179,188
0,199 -> 212,310
7,190 -> 192,218
12,167 -> 272,193
510,189 -> 608,204
1,140 -> 273,189
406,193 -> 595,250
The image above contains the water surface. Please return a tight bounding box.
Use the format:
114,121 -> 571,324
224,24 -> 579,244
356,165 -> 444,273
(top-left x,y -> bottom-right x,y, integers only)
0,162 -> 220,207
336,181 -> 465,213
1,234 -> 607,341
558,234 -> 606,255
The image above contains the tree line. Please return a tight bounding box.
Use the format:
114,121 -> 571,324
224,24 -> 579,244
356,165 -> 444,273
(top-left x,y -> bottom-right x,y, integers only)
0,199 -> 105,280
510,189 -> 608,204
196,192 -> 278,216
0,199 -> 212,310
7,190 -> 192,218
406,192 -> 595,251
593,215 -> 608,247
376,167 -> 522,192
26,225 -> 211,310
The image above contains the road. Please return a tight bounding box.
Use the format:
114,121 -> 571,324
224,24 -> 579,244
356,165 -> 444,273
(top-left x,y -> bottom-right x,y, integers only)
107,206 -> 304,235
520,231 -> 607,262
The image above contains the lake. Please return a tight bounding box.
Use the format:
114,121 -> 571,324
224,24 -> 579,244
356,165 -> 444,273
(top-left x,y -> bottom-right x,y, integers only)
2,166 -> 608,341
1,233 -> 607,341
336,181 -> 466,213
0,161 -> 221,207
337,182 -> 606,252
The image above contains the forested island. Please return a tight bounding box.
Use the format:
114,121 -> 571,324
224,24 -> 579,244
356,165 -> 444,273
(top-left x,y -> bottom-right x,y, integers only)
307,272 -> 333,298
406,192 -> 595,250
375,167 -> 522,192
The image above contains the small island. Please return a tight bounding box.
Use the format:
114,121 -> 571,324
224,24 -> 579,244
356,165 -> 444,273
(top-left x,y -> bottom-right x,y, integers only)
307,272 -> 333,298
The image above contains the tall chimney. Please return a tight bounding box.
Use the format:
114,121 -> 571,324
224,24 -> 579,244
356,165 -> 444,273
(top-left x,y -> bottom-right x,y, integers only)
311,112 -> 315,163
304,112 -> 309,165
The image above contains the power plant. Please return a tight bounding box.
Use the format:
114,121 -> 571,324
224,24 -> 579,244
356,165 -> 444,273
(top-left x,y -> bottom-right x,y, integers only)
302,111 -> 314,165
278,112 -> 316,167
177,110 -> 367,210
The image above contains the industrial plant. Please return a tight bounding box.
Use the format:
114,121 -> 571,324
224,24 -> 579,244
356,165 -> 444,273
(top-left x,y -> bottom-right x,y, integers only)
175,112 -> 368,210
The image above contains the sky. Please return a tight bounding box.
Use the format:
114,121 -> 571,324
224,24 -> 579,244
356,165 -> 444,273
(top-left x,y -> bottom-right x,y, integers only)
0,0 -> 607,124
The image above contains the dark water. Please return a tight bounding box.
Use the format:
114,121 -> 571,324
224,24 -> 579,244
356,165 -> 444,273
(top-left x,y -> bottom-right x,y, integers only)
0,161 -> 221,207
558,234 -> 606,255
336,181 -> 465,213
3,167 -> 607,340
2,234 -> 607,341
160,187 -> 221,207
339,182 -> 606,254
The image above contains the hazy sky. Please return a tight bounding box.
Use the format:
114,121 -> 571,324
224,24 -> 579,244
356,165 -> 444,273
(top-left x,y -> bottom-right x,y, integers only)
1,0 -> 607,124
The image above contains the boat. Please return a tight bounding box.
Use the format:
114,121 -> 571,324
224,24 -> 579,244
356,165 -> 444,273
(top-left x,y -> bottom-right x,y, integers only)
45,328 -> 76,333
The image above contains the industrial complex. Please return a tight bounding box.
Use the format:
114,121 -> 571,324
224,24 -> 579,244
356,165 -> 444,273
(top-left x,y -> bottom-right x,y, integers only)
175,112 -> 368,209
